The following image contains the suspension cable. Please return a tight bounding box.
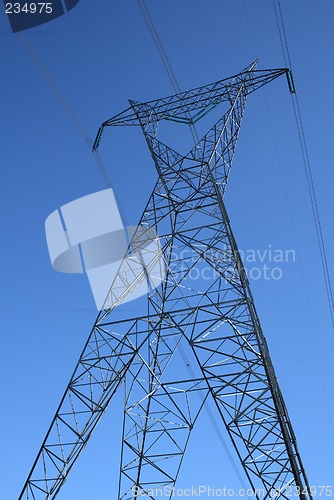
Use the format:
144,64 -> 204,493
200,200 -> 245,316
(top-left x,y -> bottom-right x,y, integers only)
137,0 -> 199,144
241,0 -> 334,437
273,0 -> 334,332
1,9 -> 115,191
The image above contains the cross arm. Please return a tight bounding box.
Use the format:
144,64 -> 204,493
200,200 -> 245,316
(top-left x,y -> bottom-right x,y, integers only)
101,66 -> 289,129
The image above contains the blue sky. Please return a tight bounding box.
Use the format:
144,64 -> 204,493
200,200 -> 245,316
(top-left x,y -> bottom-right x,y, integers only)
1,1 -> 334,498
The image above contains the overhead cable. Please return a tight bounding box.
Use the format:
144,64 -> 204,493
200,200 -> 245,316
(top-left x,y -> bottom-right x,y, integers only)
273,0 -> 334,332
137,0 -> 199,144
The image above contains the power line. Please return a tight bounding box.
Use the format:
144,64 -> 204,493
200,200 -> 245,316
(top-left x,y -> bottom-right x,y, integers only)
273,0 -> 334,333
1,8 -> 132,255
137,0 -> 199,144
4,22 -> 115,190
241,0 -> 334,438
137,0 -> 179,94
3,15 -> 133,224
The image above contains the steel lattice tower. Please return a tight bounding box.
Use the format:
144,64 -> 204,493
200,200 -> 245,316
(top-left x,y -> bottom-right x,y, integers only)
19,62 -> 311,500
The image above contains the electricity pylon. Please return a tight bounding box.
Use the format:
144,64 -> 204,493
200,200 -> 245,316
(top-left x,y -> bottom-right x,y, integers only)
19,61 -> 311,500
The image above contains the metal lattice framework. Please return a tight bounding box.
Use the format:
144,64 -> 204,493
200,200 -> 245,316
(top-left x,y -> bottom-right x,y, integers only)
19,61 -> 311,500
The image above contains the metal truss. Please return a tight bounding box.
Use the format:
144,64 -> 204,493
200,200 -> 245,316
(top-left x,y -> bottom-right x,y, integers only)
19,61 -> 312,500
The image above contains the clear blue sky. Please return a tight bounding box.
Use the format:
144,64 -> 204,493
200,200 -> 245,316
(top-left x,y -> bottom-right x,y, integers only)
1,1 -> 334,498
